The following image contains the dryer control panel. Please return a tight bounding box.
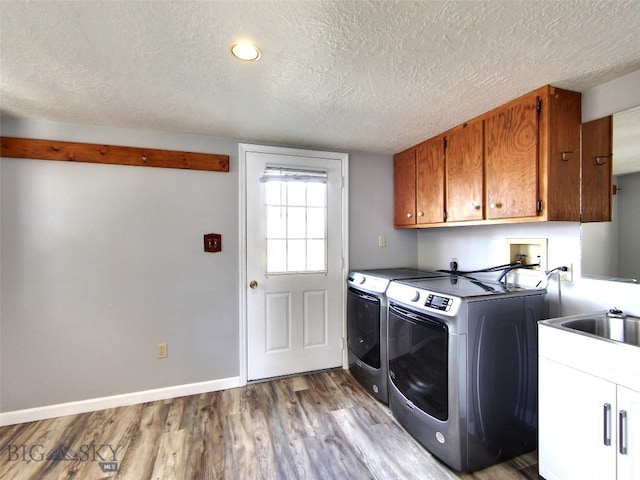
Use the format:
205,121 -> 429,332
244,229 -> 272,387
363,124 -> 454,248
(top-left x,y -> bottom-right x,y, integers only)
425,294 -> 453,312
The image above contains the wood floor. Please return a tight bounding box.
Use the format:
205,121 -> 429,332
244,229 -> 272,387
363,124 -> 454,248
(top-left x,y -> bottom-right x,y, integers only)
0,369 -> 541,480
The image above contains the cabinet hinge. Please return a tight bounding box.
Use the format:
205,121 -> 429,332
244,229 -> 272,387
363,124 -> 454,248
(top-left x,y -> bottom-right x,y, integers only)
443,137 -> 448,149
536,98 -> 542,113
537,200 -> 543,213
443,210 -> 448,221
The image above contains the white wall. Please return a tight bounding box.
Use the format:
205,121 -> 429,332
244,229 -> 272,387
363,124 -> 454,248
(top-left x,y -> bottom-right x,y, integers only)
417,68 -> 640,318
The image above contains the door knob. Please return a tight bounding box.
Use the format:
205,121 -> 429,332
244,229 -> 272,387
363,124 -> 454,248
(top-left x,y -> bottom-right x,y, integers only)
249,280 -> 258,289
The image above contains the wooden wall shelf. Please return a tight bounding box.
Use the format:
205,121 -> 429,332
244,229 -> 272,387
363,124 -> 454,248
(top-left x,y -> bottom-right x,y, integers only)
0,137 -> 229,172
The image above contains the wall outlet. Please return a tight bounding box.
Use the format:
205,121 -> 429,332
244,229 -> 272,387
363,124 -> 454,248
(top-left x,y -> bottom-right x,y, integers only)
559,263 -> 573,282
378,235 -> 386,247
450,257 -> 459,272
157,343 -> 168,359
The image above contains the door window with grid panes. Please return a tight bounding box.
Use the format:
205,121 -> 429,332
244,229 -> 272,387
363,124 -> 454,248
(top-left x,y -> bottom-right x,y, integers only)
262,167 -> 327,274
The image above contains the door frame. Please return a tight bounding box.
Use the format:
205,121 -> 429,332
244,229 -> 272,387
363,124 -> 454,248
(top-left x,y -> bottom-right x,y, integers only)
238,143 -> 349,386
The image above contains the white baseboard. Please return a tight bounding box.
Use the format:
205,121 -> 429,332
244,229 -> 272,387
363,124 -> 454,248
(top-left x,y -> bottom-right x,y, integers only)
0,376 -> 242,427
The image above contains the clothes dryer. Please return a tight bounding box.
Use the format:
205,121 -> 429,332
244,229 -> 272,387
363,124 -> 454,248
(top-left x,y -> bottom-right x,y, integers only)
386,275 -> 546,472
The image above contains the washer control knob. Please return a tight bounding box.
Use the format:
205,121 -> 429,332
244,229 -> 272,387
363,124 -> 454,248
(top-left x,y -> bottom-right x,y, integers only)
410,291 -> 420,302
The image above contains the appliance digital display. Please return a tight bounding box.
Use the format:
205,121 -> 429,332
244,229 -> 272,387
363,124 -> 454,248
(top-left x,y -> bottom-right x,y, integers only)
425,294 -> 451,311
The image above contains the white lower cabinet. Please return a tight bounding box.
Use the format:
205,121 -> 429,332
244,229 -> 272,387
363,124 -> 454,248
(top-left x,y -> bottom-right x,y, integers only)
539,357 -> 640,480
618,385 -> 640,480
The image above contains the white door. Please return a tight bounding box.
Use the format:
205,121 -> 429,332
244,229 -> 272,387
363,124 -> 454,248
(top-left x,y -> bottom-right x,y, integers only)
241,145 -> 347,381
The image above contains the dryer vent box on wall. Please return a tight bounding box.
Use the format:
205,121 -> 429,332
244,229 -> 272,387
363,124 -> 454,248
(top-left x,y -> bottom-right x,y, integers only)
204,233 -> 222,252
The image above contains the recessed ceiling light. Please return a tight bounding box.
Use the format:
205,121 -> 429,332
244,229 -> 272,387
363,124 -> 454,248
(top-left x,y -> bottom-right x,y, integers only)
229,41 -> 261,61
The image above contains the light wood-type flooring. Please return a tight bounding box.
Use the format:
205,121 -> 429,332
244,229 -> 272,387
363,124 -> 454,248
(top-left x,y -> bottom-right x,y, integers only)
0,369 -> 541,479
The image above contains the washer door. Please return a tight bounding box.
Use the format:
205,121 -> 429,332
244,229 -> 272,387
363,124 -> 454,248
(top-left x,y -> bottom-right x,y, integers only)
347,287 -> 381,368
388,303 -> 449,421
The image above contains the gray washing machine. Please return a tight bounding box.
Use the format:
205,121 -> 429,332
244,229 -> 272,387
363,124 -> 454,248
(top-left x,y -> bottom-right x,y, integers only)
346,268 -> 446,403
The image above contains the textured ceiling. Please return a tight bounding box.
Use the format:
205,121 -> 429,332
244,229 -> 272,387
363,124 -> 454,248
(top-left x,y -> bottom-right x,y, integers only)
1,0 -> 640,155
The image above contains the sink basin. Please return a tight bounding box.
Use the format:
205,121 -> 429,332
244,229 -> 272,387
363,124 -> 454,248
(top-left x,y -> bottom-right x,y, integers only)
539,311 -> 640,394
560,315 -> 640,347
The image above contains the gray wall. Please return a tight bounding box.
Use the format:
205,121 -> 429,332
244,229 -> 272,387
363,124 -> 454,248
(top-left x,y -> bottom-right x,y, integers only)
348,151 -> 417,269
2,68 -> 638,413
618,172 -> 640,279
1,121 -> 241,411
0,119 -> 411,412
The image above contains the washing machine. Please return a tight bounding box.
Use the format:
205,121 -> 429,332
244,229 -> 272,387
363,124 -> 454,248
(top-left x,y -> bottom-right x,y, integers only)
346,268 -> 446,403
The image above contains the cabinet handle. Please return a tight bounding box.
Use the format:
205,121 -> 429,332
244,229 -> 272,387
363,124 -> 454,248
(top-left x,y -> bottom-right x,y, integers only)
471,202 -> 481,210
406,213 -> 413,218
603,403 -> 612,446
417,211 -> 424,217
489,202 -> 502,209
619,410 -> 628,455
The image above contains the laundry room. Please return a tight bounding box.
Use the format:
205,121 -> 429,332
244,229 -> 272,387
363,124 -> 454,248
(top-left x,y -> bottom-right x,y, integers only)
1,2 -> 639,479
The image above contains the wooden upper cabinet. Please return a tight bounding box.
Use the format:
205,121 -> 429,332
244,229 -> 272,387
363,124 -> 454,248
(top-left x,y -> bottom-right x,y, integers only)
581,116 -> 613,222
393,148 -> 417,226
416,136 -> 446,224
485,94 -> 540,220
543,86 -> 582,221
445,121 -> 484,222
392,85 -> 581,228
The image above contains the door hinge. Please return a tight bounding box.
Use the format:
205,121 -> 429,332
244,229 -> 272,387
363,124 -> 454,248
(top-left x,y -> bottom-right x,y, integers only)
537,200 -> 543,213
536,98 -> 543,113
443,137 -> 448,149
443,210 -> 448,221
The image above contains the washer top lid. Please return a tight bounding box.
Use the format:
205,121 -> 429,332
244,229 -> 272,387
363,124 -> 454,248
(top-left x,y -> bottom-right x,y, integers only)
348,268 -> 447,281
394,275 -> 546,299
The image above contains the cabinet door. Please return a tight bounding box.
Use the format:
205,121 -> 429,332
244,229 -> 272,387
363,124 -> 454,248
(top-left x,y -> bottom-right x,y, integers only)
446,121 -> 484,222
618,386 -> 640,480
538,357 -> 616,480
416,137 -> 445,224
485,95 -> 539,220
393,149 -> 416,226
582,116 -> 613,222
